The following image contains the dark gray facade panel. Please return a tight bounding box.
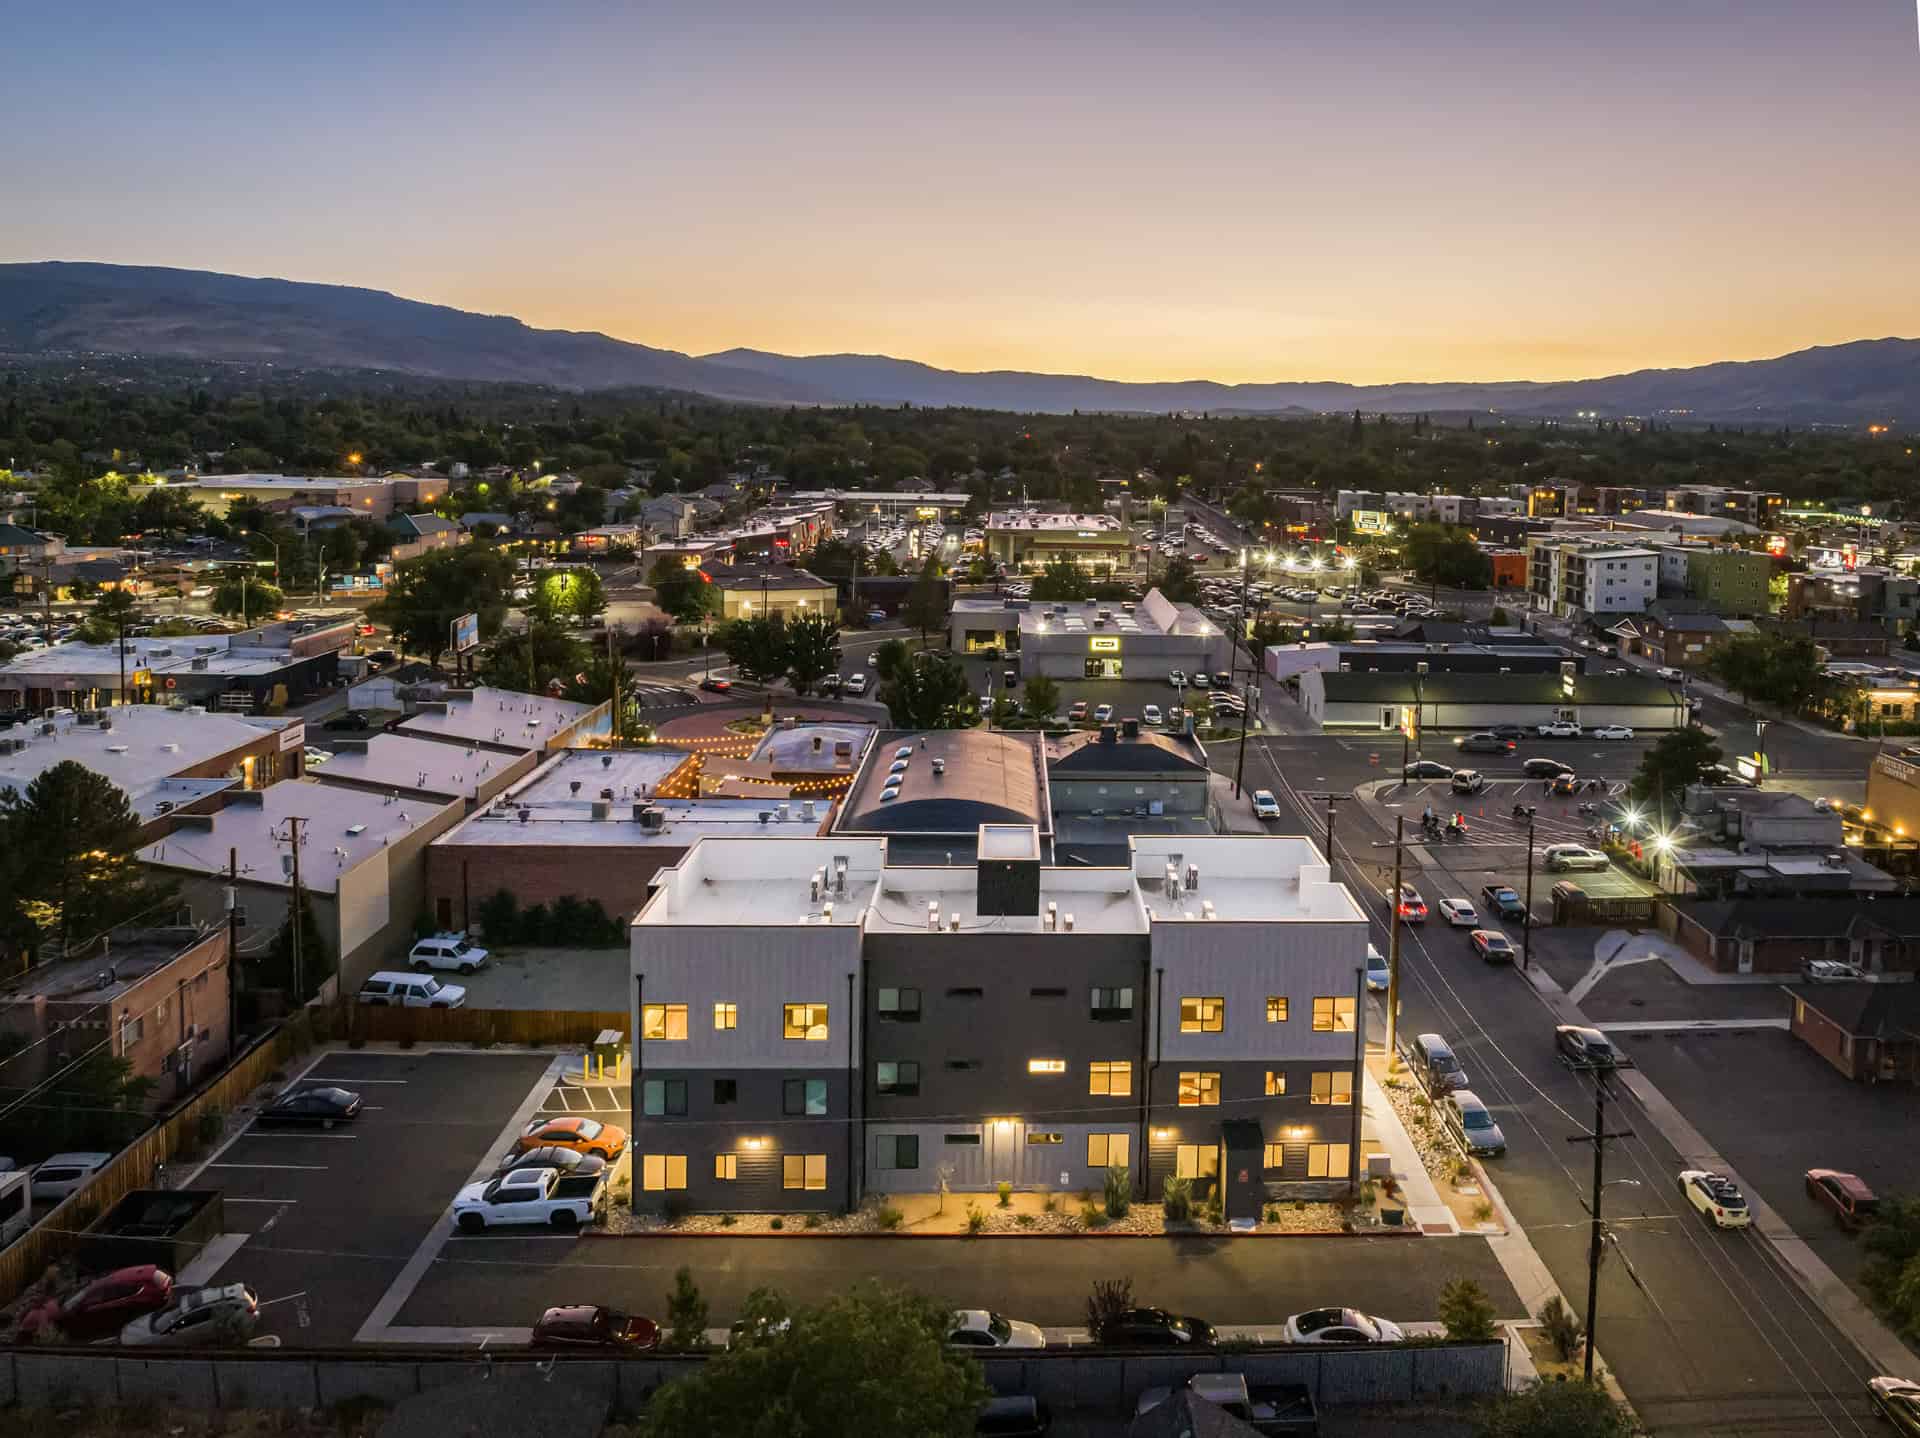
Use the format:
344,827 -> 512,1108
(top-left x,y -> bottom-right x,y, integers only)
629,1070 -> 852,1212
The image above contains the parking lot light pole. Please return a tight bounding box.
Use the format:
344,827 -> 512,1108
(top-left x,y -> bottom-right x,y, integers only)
1522,808 -> 1537,970
1386,816 -> 1405,1061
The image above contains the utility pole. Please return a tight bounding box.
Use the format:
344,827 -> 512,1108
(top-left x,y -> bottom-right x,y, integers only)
1386,815 -> 1405,1060
1302,792 -> 1355,864
1521,807 -> 1537,971
226,847 -> 241,1061
1567,1076 -> 1634,1384
279,817 -> 306,1002
1348,960 -> 1365,1198
1232,677 -> 1252,799
607,625 -> 622,749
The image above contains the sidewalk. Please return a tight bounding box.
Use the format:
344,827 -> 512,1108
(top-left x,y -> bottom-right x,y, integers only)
1359,1061 -> 1455,1234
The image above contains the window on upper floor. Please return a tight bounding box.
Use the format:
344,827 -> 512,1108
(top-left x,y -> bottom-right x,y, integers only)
1089,1061 -> 1132,1096
783,1003 -> 829,1041
1311,996 -> 1355,1033
877,987 -> 920,1021
1266,996 -> 1289,1023
641,1004 -> 687,1041
1178,1071 -> 1220,1107
876,1061 -> 920,1095
712,1002 -> 737,1031
641,1079 -> 686,1117
1090,986 -> 1134,1021
1311,1071 -> 1353,1106
782,1078 -> 827,1116
1179,996 -> 1224,1033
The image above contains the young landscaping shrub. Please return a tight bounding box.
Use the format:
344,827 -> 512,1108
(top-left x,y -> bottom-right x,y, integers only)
877,1203 -> 904,1231
1438,1276 -> 1498,1342
1086,1278 -> 1133,1340
996,1180 -> 1012,1208
1103,1164 -> 1131,1220
804,1213 -> 822,1229
1161,1174 -> 1193,1223
662,1267 -> 709,1351
1264,1205 -> 1280,1224
347,1036 -> 366,1050
966,1205 -> 987,1235
720,1213 -> 736,1227
195,1105 -> 225,1146
1015,1212 -> 1036,1228
1079,1200 -> 1102,1228
1450,1154 -> 1473,1184
1042,1194 -> 1058,1214
769,1217 -> 784,1231
1473,1199 -> 1494,1224
1201,1192 -> 1224,1227
1537,1295 -> 1584,1362
397,1035 -> 415,1050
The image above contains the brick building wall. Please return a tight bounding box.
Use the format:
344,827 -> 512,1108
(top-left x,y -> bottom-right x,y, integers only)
428,842 -> 691,935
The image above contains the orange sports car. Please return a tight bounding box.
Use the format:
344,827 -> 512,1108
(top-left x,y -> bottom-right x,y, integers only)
517,1115 -> 628,1160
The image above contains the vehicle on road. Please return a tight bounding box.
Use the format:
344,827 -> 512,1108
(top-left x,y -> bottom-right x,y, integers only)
356,971 -> 467,1008
121,1283 -> 259,1347
1168,670 -> 1187,688
1097,1307 -> 1217,1347
516,1115 -> 627,1161
1543,843 -> 1609,872
1396,886 -> 1427,923
1868,1376 -> 1920,1434
1436,897 -> 1477,927
1251,789 -> 1282,820
1093,703 -> 1115,723
1456,732 -> 1515,754
843,673 -> 868,696
1469,929 -> 1515,964
260,1086 -> 363,1128
1067,700 -> 1089,721
1365,945 -> 1388,993
1549,772 -> 1579,795
1480,885 -> 1527,921
947,1309 -> 1046,1349
976,1395 -> 1053,1437
1680,1169 -> 1752,1229
1444,1091 -> 1507,1157
407,933 -> 488,974
324,710 -> 372,732
21,1265 -> 174,1342
1002,669 -> 1019,689
531,1304 -> 659,1350
699,676 -> 732,693
865,609 -> 888,625
1592,725 -> 1635,741
1450,769 -> 1486,795
1536,720 -> 1582,738
1281,1307 -> 1406,1345
1134,1375 -> 1318,1436
1488,724 -> 1526,740
1801,958 -> 1866,983
1415,1032 -> 1469,1093
817,674 -> 840,695
500,1146 -> 608,1179
29,1152 -> 111,1205
1211,670 -> 1233,689
1522,757 -> 1574,778
1806,1169 -> 1879,1231
1189,672 -> 1211,690
1555,1024 -> 1620,1069
1403,760 -> 1454,779
452,1165 -> 609,1233
365,649 -> 398,669
1142,703 -> 1164,726
1655,667 -> 1684,681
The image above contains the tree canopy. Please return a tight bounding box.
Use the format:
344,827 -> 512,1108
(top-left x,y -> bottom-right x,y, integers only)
878,652 -> 976,729
1627,727 -> 1724,825
369,546 -> 514,667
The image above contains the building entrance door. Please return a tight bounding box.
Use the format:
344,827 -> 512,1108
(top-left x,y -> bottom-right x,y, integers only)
1084,657 -> 1123,679
986,1120 -> 1023,1187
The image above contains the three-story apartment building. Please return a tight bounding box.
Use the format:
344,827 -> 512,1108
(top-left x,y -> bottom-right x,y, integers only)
628,825 -> 1369,1221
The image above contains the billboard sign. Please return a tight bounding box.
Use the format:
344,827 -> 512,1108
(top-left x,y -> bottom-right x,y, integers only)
1351,510 -> 1392,536
450,612 -> 480,654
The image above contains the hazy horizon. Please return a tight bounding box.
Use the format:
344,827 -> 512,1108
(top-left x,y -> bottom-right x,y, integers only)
7,1 -> 1918,386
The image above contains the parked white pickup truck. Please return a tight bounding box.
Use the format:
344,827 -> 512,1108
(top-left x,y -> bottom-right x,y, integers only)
451,1166 -> 607,1233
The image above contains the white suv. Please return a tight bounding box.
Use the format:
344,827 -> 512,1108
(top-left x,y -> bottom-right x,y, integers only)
408,934 -> 489,975
357,972 -> 467,1008
1543,844 -> 1609,873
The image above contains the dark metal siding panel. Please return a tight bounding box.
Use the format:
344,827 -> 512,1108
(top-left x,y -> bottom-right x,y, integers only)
629,1071 -> 851,1212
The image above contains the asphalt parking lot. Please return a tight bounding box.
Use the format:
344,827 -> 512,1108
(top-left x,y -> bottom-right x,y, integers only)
1625,1027 -> 1920,1296
181,1048 -> 557,1345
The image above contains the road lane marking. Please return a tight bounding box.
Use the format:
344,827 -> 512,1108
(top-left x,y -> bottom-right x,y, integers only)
207,1163 -> 328,1171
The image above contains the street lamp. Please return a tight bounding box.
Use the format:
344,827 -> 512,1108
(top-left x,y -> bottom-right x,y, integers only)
1518,805 -> 1538,970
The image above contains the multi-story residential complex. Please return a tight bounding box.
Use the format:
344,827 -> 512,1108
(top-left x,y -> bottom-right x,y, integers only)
1524,483 -> 1655,520
1333,492 -> 1491,527
629,827 -> 1368,1220
1664,485 -> 1785,529
1653,543 -> 1773,616
1787,567 -> 1920,632
1527,536 -> 1658,618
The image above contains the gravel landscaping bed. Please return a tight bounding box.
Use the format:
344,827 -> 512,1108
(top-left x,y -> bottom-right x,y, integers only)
599,1197 -> 1345,1237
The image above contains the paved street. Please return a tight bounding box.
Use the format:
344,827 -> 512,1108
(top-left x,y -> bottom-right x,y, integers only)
1217,728 -> 1893,1436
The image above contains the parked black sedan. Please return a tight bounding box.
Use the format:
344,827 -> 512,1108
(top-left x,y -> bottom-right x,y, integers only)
497,1146 -> 609,1179
1554,1025 -> 1621,1070
259,1086 -> 363,1128
1099,1308 -> 1217,1347
1521,757 -> 1574,778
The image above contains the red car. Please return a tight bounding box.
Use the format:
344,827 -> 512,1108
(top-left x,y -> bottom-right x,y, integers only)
1806,1169 -> 1879,1231
20,1264 -> 174,1342
531,1304 -> 660,1350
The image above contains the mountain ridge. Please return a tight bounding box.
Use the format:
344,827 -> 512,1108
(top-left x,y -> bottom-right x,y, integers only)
1,261 -> 1914,422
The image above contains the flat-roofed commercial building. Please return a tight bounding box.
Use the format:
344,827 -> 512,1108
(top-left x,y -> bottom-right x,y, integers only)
394,686 -> 611,754
627,828 -> 1368,1221
308,730 -> 539,804
172,473 -> 445,520
1018,590 -> 1229,682
0,629 -> 347,714
985,512 -> 1132,574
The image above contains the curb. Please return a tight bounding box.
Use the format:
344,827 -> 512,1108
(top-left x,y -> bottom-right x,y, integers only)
579,1225 -> 1416,1241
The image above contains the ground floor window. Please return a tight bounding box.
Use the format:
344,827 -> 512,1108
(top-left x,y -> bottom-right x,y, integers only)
877,1135 -> 918,1170
1089,1132 -> 1130,1168
1174,1144 -> 1218,1180
783,1154 -> 828,1190
642,1154 -> 687,1191
1306,1143 -> 1350,1178
714,1154 -> 737,1181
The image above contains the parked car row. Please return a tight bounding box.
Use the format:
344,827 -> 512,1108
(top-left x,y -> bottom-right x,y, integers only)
20,1266 -> 259,1346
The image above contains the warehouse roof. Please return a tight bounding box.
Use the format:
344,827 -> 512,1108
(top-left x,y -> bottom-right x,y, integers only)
837,729 -> 1048,836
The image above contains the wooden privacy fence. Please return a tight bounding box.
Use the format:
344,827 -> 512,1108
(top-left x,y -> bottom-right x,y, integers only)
344,1005 -> 628,1048
0,1018 -> 311,1311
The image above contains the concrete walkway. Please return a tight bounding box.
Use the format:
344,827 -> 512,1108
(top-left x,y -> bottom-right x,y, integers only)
1358,1062 -> 1455,1235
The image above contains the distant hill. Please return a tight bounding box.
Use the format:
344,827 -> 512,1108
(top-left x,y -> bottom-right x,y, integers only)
1,262 -> 1913,422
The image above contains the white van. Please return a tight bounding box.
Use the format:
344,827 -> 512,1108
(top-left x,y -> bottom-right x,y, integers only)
407,934 -> 488,975
0,1169 -> 31,1246
356,972 -> 467,1008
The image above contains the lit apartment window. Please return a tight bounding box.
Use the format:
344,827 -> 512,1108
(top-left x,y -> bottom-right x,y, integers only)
876,1061 -> 920,1095
641,1154 -> 687,1191
1088,1133 -> 1131,1168
1266,996 -> 1289,1023
1175,1144 -> 1219,1180
642,1079 -> 686,1117
642,1004 -> 687,1040
714,1154 -> 737,1181
1311,1071 -> 1354,1105
713,1002 -> 737,1031
1264,1071 -> 1287,1096
1307,1143 -> 1351,1178
1089,1061 -> 1132,1096
783,1154 -> 827,1190
1027,1058 -> 1066,1074
1311,997 -> 1356,1033
877,1135 -> 919,1170
1026,1131 -> 1063,1145
784,1003 -> 829,1041
1180,996 -> 1225,1033
877,987 -> 920,1021
1178,1071 -> 1220,1107
782,1078 -> 828,1116
1090,986 -> 1134,1020
1262,1143 -> 1285,1169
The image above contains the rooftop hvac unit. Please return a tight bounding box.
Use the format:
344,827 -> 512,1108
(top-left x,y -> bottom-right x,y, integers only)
927,901 -> 940,932
1045,902 -> 1058,931
1062,913 -> 1074,932
1163,864 -> 1180,901
948,912 -> 960,932
1185,864 -> 1200,892
833,857 -> 848,894
591,799 -> 611,821
811,868 -> 825,903
1201,899 -> 1216,920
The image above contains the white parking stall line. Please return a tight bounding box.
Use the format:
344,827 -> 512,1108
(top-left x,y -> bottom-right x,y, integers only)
307,1078 -> 410,1084
206,1163 -> 329,1172
231,1132 -> 359,1140
225,1197 -> 301,1203
177,1048 -> 332,1189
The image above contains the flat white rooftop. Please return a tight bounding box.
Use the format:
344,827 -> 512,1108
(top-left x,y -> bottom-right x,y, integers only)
0,707 -> 278,805
446,796 -> 826,848
141,780 -> 456,894
1023,589 -> 1217,640
749,723 -> 874,773
638,838 -> 887,927
1131,835 -> 1363,925
0,636 -> 296,683
397,686 -> 600,750
987,511 -> 1125,533
867,865 -> 1144,935
309,732 -> 518,799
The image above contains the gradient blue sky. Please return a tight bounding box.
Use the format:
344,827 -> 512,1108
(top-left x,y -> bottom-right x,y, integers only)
6,1 -> 1918,383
